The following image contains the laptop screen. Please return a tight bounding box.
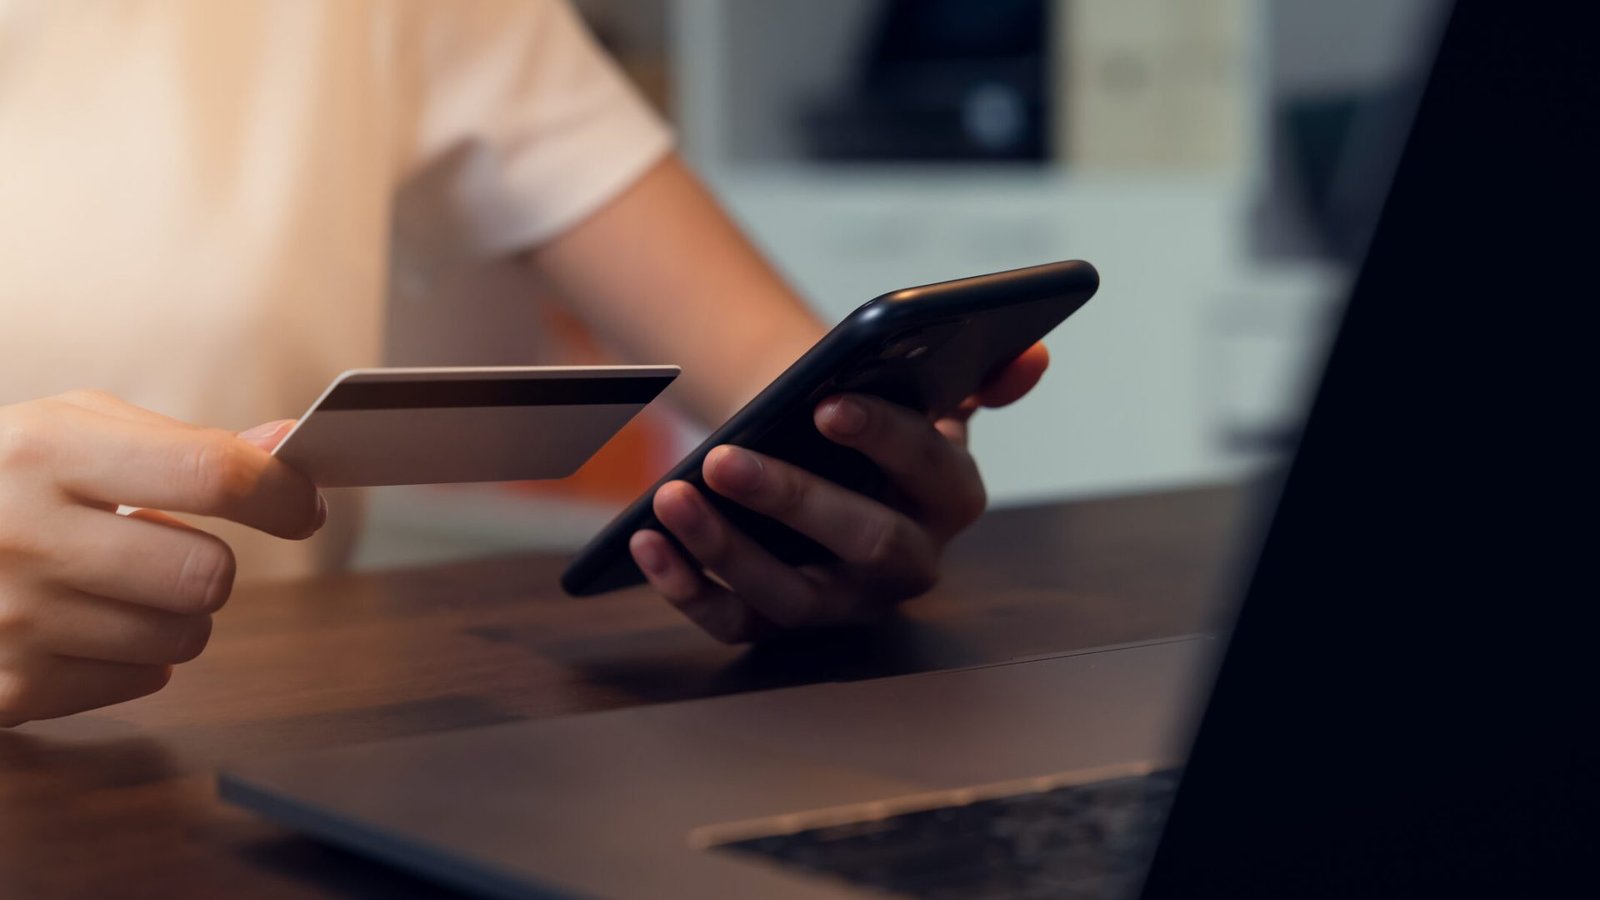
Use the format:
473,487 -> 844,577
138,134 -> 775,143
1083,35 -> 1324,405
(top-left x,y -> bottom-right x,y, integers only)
1143,2 -> 1595,895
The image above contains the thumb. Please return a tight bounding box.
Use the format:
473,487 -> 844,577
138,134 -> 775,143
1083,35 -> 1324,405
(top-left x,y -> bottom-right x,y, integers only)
236,419 -> 297,452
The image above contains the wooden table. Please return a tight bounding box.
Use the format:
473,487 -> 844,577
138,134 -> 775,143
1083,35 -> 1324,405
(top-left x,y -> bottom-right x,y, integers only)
0,484 -> 1249,899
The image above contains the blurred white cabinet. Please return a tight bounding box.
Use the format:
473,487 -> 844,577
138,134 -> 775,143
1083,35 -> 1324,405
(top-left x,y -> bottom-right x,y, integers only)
708,169 -> 1252,504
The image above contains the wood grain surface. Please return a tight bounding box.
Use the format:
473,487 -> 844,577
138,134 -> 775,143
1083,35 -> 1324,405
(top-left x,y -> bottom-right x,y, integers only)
0,484 -> 1251,899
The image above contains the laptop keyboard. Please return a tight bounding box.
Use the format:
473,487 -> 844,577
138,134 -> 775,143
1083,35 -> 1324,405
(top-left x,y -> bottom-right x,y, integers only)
713,769 -> 1180,899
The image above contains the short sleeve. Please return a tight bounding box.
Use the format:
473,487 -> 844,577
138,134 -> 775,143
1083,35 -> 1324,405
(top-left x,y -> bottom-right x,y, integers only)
395,0 -> 674,256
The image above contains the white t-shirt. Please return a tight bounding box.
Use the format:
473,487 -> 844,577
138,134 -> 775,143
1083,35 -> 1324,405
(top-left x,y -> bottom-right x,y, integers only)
0,1 -> 673,579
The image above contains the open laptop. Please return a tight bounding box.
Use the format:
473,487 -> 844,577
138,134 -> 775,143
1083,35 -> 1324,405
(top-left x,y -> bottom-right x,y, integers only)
220,2 -> 1592,896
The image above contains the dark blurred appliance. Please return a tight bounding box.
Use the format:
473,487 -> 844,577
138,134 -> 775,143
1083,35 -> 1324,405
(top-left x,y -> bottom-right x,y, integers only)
800,0 -> 1049,161
1254,1 -> 1446,264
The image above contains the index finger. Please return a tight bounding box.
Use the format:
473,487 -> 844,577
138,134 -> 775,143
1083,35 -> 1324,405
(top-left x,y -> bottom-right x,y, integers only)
49,407 -> 324,539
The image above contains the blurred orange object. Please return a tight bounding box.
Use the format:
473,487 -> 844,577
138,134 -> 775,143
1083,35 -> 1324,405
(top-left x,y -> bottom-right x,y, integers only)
515,410 -> 674,505
507,301 -> 679,505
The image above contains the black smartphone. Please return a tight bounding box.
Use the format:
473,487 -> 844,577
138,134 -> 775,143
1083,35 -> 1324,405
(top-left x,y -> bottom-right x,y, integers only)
559,260 -> 1099,596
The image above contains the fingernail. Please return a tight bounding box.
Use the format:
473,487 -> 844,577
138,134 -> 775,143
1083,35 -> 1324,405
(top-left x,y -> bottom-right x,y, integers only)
658,486 -> 707,536
633,534 -> 668,575
313,493 -> 328,531
238,419 -> 293,447
824,397 -> 868,436
711,447 -> 763,495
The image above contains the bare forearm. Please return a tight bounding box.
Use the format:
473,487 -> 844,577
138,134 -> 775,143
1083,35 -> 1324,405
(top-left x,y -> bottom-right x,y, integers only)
526,154 -> 825,425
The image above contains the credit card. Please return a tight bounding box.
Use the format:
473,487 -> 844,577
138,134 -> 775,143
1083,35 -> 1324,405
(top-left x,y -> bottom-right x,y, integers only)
272,366 -> 679,487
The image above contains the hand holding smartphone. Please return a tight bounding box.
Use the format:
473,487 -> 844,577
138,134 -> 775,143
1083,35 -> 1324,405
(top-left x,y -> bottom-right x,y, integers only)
561,260 -> 1099,596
